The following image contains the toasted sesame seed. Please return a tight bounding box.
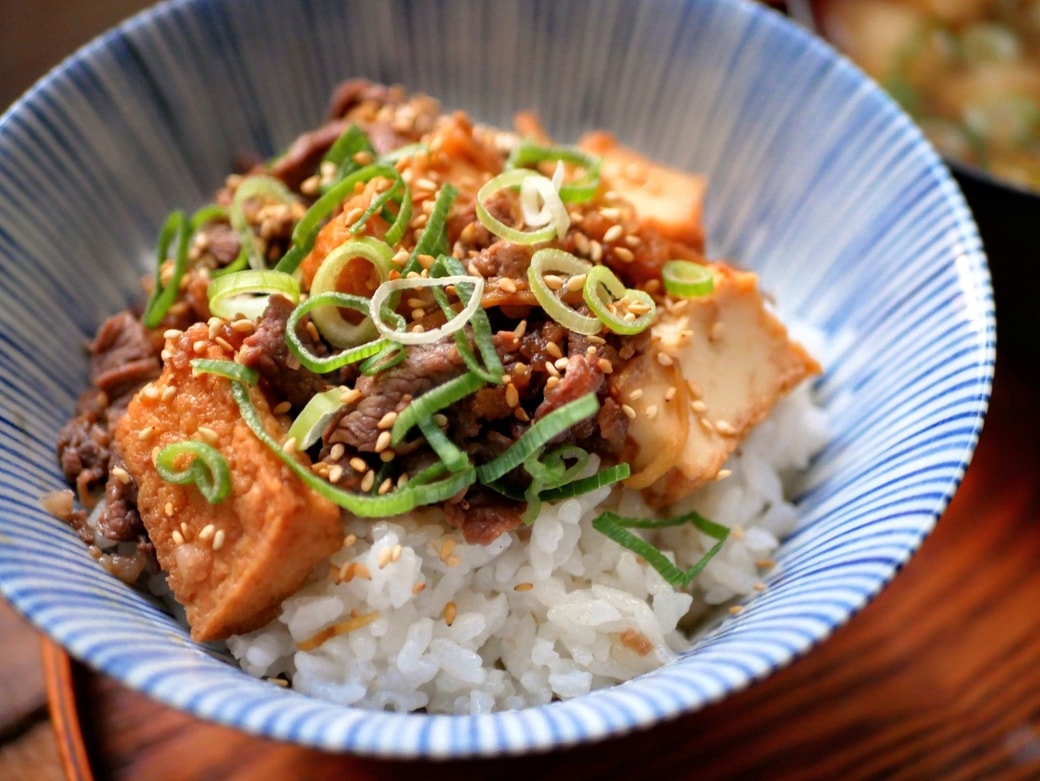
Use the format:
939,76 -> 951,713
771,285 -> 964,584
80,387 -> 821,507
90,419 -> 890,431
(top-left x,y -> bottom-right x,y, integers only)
329,443 -> 345,461
283,437 -> 298,454
543,274 -> 565,291
377,411 -> 398,430
544,360 -> 560,378
377,477 -> 393,495
413,582 -> 426,594
197,426 -> 219,446
656,352 -> 674,367
545,375 -> 560,390
587,334 -> 605,345
621,404 -> 637,420
348,457 -> 367,473
514,582 -> 534,592
192,340 -> 208,355
715,468 -> 733,481
163,328 -> 184,340
514,407 -> 530,422
645,404 -> 659,420
377,546 -> 393,568
328,465 -> 344,483
603,224 -> 623,243
589,240 -> 603,262
272,400 -> 292,415
699,417 -> 716,433
138,427 -> 154,442
111,466 -> 131,485
714,420 -> 737,436
374,430 -> 392,453
444,601 -> 458,626
728,605 -> 745,615
753,582 -> 767,592
161,385 -> 177,402
354,562 -> 372,581
198,524 -> 216,542
664,387 -> 677,401
553,357 -> 569,371
505,383 -> 520,408
440,539 -> 456,562
498,277 -> 518,294
171,530 -> 185,545
340,388 -> 363,405
360,470 -> 376,492
391,544 -> 403,563
433,413 -> 448,428
545,341 -> 563,359
614,247 -> 635,263
573,232 -> 590,256
597,358 -> 614,374
566,273 -> 587,293
756,558 -> 776,569
380,450 -> 395,463
628,389 -> 644,401
142,384 -> 160,400
691,399 -> 708,414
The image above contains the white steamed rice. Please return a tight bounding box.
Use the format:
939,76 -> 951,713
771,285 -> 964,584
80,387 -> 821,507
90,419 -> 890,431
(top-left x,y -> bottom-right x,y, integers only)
224,379 -> 828,715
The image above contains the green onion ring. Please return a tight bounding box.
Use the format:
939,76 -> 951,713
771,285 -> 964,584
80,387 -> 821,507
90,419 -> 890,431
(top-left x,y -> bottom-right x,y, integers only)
475,169 -> 561,244
309,237 -> 394,347
142,211 -> 191,329
207,269 -> 301,321
391,371 -> 486,445
285,386 -> 350,450
527,248 -> 601,335
230,175 -> 298,270
592,510 -> 730,588
662,260 -> 715,298
369,275 -> 485,346
582,264 -> 656,335
506,140 -> 602,203
476,393 -> 599,484
154,440 -> 231,504
538,462 -> 631,501
429,254 -> 505,382
190,358 -> 259,386
285,292 -> 390,374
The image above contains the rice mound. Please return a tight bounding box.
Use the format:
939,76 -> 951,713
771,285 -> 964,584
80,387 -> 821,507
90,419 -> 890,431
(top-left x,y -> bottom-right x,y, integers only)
225,381 -> 827,714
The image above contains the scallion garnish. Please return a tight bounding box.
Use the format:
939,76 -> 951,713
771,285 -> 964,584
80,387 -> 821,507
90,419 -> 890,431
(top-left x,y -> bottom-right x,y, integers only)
358,341 -> 406,375
661,260 -> 715,298
475,169 -> 563,244
207,268 -> 301,321
582,264 -> 656,335
417,416 -> 470,472
368,275 -> 485,346
190,358 -> 259,386
308,237 -> 394,347
154,440 -> 231,504
476,393 -> 599,484
429,254 -> 505,383
285,386 -> 351,450
537,462 -> 631,501
142,211 -> 191,328
230,175 -> 299,270
506,140 -> 602,203
527,248 -> 601,335
284,292 -> 390,373
402,183 -> 457,276
321,124 -> 377,191
592,510 -> 730,587
390,371 -> 486,446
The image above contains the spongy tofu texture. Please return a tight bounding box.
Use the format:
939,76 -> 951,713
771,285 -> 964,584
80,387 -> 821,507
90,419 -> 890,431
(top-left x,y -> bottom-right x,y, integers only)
116,324 -> 342,642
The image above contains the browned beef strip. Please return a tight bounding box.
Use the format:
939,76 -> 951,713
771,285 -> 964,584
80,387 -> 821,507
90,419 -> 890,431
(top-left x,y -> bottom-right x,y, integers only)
326,79 -> 398,120
239,295 -> 337,410
269,119 -> 350,191
327,341 -> 466,452
195,221 -> 241,268
90,311 -> 161,404
56,389 -> 112,502
443,485 -> 525,545
469,240 -> 533,282
96,460 -> 145,542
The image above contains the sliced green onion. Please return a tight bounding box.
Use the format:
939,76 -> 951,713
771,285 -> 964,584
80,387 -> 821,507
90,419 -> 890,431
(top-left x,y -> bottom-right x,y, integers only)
582,264 -> 656,335
309,237 -> 394,347
274,164 -> 405,274
519,170 -> 570,239
142,211 -> 191,328
359,341 -> 406,375
154,440 -> 231,504
391,371 -> 486,445
285,386 -> 349,450
475,169 -> 561,244
429,254 -> 505,383
190,358 -> 259,386
369,275 -> 484,346
226,376 -> 476,516
662,260 -> 715,298
378,142 -> 429,164
417,416 -> 470,472
284,292 -> 390,373
506,140 -> 602,203
207,269 -> 301,320
592,510 -> 730,588
321,124 -> 376,191
190,204 -> 229,229
527,248 -> 600,335
230,175 -> 298,270
538,462 -> 631,502
402,183 -> 457,276
476,393 -> 599,484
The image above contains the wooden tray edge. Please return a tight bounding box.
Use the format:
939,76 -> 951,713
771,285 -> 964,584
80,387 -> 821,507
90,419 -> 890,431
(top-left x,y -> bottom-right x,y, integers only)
40,638 -> 95,781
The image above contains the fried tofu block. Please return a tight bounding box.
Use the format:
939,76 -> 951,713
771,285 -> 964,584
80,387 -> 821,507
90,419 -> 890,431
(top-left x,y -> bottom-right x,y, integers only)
115,324 -> 342,642
580,131 -> 707,249
616,264 -> 820,506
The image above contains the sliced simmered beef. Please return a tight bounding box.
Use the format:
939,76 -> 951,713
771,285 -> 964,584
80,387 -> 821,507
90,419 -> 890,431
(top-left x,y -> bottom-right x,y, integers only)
90,311 -> 161,404
444,486 -> 525,545
239,294 -> 336,410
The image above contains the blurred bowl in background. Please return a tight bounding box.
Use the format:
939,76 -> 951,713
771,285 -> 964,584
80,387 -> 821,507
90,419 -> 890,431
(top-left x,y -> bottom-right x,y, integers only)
790,0 -> 1039,380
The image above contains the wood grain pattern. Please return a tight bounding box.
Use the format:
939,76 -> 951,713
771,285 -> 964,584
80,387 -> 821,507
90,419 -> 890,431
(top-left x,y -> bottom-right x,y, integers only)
40,361 -> 1040,781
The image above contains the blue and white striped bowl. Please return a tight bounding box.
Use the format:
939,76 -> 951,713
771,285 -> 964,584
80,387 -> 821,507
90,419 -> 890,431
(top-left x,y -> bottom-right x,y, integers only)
0,0 -> 993,758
